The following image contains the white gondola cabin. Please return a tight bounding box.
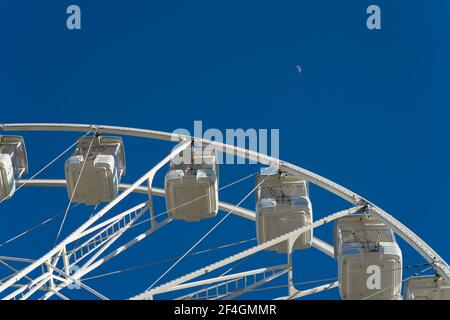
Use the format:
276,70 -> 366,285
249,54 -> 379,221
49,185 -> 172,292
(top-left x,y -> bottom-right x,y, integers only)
65,136 -> 126,205
334,213 -> 402,300
0,136 -> 28,201
164,147 -> 218,222
255,168 -> 312,253
404,275 -> 450,300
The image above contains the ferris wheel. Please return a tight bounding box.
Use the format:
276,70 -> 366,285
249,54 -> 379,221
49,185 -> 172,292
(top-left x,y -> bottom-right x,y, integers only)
0,123 -> 449,300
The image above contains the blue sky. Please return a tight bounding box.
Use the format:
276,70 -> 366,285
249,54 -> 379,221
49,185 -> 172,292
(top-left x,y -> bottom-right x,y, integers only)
1,0 -> 450,299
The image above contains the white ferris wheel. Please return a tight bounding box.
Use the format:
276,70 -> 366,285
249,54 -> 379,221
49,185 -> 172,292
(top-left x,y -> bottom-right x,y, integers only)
0,123 -> 449,300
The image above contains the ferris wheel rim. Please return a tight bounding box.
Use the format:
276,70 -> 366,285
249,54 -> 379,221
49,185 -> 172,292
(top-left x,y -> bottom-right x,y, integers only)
1,122 -> 449,292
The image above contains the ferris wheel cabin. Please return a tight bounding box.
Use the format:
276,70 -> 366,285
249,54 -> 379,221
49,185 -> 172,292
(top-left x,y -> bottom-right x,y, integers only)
333,213 -> 402,300
404,275 -> 450,300
0,136 -> 28,201
255,168 -> 313,253
64,136 -> 126,205
164,147 -> 219,222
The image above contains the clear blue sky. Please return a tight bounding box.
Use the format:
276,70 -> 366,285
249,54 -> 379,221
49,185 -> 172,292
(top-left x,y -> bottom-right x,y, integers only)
1,1 -> 450,299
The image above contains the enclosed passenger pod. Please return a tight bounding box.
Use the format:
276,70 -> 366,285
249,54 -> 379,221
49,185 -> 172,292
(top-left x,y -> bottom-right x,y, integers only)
164,148 -> 218,222
255,168 -> 312,253
65,136 -> 126,205
404,275 -> 450,300
0,136 -> 28,201
333,213 -> 402,300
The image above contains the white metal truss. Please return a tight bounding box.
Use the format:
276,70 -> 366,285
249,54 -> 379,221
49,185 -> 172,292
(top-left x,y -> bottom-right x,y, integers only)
0,123 -> 448,300
131,206 -> 364,300
0,139 -> 191,299
176,265 -> 291,300
274,281 -> 339,300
